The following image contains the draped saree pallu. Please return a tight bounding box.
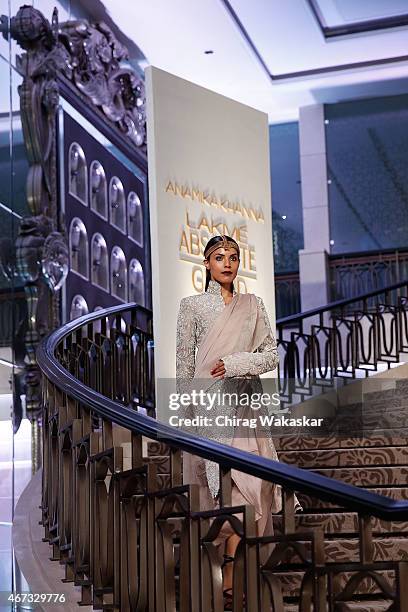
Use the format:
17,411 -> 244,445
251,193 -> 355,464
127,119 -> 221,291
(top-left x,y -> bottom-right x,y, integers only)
175,280 -> 283,536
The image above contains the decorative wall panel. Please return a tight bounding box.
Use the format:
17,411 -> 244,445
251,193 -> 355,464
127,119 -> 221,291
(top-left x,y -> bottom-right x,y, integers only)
61,111 -> 150,317
8,4 -> 148,413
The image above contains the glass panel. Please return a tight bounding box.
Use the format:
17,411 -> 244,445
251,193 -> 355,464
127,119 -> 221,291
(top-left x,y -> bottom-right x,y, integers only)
127,191 -> 143,246
129,258 -> 145,306
68,142 -> 88,205
110,246 -> 127,302
69,217 -> 89,279
269,122 -> 303,273
91,233 -> 109,292
109,176 -> 126,234
326,94 -> 408,254
0,3 -> 10,62
70,294 -> 89,319
0,57 -> 12,294
0,54 -> 32,597
90,160 -> 107,219
313,0 -> 408,27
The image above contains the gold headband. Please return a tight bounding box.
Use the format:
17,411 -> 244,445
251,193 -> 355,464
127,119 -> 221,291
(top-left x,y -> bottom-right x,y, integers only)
204,236 -> 240,259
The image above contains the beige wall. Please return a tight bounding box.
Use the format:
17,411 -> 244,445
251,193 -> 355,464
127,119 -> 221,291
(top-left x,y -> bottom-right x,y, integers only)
146,66 -> 276,381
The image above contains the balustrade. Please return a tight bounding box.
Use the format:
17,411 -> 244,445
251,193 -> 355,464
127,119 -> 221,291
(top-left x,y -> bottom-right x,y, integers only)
36,301 -> 408,610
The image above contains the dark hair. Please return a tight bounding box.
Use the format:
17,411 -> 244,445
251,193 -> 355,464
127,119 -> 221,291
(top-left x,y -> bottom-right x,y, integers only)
203,235 -> 240,291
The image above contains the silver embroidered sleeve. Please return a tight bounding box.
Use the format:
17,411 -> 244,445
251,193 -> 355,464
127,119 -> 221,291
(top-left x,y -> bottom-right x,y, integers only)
221,297 -> 279,377
176,297 -> 196,393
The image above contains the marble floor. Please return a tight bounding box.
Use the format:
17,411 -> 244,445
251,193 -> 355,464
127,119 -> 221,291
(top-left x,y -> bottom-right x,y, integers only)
0,411 -> 33,610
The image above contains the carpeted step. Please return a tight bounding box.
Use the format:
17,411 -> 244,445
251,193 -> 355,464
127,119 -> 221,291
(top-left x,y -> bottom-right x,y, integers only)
352,399 -> 408,413
121,452 -> 170,472
326,535 -> 408,563
284,601 -> 393,612
297,486 -> 408,510
396,379 -> 408,393
333,413 -> 408,430
332,600 -> 394,611
279,536 -> 408,564
156,474 -> 171,489
273,512 -> 408,535
279,446 -> 408,468
363,386 -> 407,403
275,418 -> 408,439
147,441 -> 170,456
313,465 -> 408,486
275,433 -> 408,451
274,568 -> 395,598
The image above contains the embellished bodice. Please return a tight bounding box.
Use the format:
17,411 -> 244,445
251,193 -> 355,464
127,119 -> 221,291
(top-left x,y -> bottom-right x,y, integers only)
176,280 -> 278,381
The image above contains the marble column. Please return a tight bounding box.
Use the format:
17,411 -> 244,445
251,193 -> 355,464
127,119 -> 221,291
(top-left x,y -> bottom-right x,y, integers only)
298,104 -> 331,312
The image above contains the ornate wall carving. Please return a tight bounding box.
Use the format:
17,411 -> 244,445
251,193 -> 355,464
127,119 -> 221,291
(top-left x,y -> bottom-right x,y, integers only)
8,5 -> 146,418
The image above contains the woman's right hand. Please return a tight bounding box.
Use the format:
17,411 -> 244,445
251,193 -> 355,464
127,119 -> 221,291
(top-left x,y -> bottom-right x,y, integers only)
210,359 -> 226,379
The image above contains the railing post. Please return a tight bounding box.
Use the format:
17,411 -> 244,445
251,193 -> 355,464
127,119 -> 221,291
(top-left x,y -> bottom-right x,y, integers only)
358,514 -> 373,564
288,334 -> 297,399
397,561 -> 408,612
244,505 -> 259,612
219,466 -> 232,507
189,485 -> 200,612
282,488 -> 295,535
147,463 -> 157,612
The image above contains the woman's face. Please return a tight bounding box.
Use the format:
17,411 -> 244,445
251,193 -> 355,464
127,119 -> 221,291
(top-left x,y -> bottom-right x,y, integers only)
204,247 -> 240,284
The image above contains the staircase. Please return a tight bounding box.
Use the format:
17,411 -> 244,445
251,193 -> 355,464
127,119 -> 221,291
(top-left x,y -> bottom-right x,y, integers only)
32,297 -> 408,611
141,377 -> 408,611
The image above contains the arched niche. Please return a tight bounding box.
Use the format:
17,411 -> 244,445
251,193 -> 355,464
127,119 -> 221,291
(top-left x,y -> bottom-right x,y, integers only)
70,294 -> 89,320
110,246 -> 127,302
109,177 -> 126,234
129,258 -> 145,306
90,160 -> 107,219
69,217 -> 88,279
127,191 -> 143,246
91,233 -> 109,292
68,142 -> 88,205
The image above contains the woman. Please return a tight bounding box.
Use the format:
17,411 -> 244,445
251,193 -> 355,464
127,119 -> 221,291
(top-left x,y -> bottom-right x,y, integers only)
175,234 -> 287,598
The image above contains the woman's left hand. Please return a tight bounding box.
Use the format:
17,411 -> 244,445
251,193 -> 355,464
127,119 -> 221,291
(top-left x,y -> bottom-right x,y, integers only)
210,359 -> 226,379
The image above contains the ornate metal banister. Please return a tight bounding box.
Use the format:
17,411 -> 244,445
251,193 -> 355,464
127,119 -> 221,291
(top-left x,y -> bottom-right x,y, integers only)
35,299 -> 408,610
276,279 -> 408,405
36,305 -> 408,520
329,247 -> 408,303
277,279 -> 408,328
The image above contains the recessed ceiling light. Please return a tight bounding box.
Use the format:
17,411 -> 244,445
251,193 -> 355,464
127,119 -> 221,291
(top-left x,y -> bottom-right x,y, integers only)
281,215 -> 287,219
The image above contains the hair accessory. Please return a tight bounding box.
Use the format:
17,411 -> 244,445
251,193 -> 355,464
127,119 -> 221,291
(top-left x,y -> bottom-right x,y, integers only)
204,235 -> 240,259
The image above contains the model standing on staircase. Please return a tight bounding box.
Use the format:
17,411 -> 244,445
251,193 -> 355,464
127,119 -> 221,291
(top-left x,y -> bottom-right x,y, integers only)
176,234 -> 290,599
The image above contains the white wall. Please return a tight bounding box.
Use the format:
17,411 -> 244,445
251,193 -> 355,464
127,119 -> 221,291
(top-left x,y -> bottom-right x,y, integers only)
146,66 -> 276,385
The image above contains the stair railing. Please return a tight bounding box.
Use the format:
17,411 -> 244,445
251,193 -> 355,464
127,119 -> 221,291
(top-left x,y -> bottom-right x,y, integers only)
276,279 -> 408,404
36,300 -> 408,611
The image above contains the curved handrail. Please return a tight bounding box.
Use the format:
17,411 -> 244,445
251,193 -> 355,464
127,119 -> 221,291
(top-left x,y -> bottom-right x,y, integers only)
37,302 -> 408,521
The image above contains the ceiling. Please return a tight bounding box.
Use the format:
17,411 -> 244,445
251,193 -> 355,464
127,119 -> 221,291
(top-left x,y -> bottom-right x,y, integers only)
100,0 -> 408,123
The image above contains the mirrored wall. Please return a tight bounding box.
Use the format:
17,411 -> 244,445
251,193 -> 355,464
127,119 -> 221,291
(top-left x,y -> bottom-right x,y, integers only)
61,105 -> 150,321
0,28 -> 33,601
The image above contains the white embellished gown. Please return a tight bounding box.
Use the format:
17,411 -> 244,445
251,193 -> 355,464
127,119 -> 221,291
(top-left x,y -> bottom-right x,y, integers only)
176,279 -> 283,535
